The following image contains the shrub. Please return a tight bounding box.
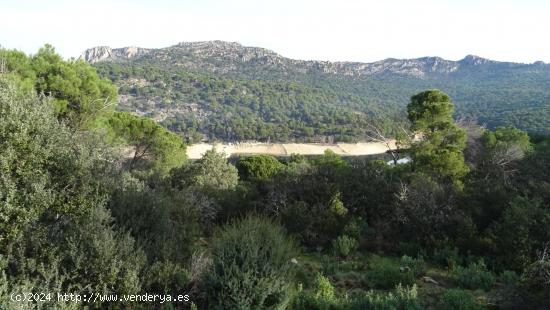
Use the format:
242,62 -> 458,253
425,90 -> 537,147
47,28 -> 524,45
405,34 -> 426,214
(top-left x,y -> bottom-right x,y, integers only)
400,255 -> 426,277
433,246 -> 462,269
144,261 -> 189,295
397,242 -> 427,258
520,245 -> 550,305
291,274 -> 336,310
292,282 -> 421,310
439,289 -> 483,310
332,235 -> 359,258
237,155 -> 285,180
292,293 -> 332,310
203,215 -> 297,309
455,260 -> 495,291
312,273 -> 337,303
500,270 -> 519,287
365,257 -> 415,290
342,217 -> 366,240
347,284 -> 422,310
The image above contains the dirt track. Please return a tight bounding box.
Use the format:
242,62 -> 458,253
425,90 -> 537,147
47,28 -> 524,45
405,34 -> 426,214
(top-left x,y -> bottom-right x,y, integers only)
186,141 -> 396,159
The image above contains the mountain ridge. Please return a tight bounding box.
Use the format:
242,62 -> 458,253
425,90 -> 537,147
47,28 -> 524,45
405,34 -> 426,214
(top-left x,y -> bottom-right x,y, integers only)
82,41 -> 545,79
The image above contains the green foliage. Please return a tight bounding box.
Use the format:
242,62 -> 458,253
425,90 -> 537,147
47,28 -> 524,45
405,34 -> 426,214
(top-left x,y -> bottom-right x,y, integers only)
266,157 -> 349,248
483,126 -> 533,154
332,235 -> 359,258
292,283 -> 421,310
438,289 -> 483,310
408,90 -> 455,132
393,175 -> 461,248
58,206 -> 145,295
433,246 -> 463,269
0,77 -> 144,308
292,275 -> 336,310
311,273 -> 337,303
0,76 -> 113,249
101,111 -> 186,175
314,150 -> 350,175
408,90 -> 469,185
143,261 -> 189,295
1,45 -> 117,127
488,197 -> 550,271
500,270 -> 520,287
455,260 -> 495,291
171,148 -> 238,193
341,217 -> 367,240
400,255 -> 426,278
4,43 -> 550,308
365,257 -> 416,290
347,284 -> 421,310
292,274 -> 345,310
109,174 -> 205,265
94,46 -> 550,138
95,62 -> 394,143
329,192 -> 348,217
237,154 -> 285,180
203,215 -> 297,309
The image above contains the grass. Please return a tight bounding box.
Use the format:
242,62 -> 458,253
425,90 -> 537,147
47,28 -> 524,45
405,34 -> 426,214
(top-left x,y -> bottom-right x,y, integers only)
293,251 -> 510,309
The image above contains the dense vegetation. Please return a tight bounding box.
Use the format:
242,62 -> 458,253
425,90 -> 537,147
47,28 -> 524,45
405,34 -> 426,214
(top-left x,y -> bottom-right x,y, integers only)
89,43 -> 550,141
1,46 -> 550,309
95,62 -> 400,143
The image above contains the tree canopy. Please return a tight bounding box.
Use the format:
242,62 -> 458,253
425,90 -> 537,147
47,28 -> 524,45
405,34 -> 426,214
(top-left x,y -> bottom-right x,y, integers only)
408,90 -> 469,185
1,45 -> 117,127
101,111 -> 187,175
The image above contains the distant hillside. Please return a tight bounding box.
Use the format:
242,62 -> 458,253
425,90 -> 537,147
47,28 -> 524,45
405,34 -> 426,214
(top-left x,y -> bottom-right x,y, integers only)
84,41 -> 550,140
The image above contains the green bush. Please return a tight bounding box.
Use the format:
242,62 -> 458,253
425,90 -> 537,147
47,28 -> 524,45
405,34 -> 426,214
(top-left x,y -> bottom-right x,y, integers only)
348,284 -> 422,310
342,217 -> 366,240
237,155 -> 285,180
292,283 -> 421,310
400,255 -> 426,277
144,261 -> 189,295
203,215 -> 297,309
311,274 -> 337,302
455,260 -> 495,291
397,242 -> 427,258
500,270 -> 519,287
365,257 -> 415,290
433,246 -> 462,269
292,293 -> 332,310
439,289 -> 483,310
332,235 -> 359,258
291,274 -> 336,310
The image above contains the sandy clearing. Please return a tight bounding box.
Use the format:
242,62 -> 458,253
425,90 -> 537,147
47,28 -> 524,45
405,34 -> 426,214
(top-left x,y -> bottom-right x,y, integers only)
186,141 -> 396,159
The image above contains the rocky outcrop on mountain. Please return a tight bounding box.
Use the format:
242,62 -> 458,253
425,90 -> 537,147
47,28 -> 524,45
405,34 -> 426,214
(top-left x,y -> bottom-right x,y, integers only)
81,41 -> 542,78
81,46 -> 151,63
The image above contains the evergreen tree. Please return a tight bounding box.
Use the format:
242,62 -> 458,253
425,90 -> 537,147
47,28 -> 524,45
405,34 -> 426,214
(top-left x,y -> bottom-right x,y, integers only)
408,90 -> 469,186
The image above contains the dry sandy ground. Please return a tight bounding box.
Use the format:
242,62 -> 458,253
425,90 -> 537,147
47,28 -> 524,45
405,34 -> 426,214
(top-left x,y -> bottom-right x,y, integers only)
187,141 -> 396,159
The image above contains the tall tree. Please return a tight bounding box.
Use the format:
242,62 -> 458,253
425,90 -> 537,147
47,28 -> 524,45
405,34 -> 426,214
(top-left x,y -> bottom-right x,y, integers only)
103,112 -> 187,175
407,90 -> 469,186
31,45 -> 118,127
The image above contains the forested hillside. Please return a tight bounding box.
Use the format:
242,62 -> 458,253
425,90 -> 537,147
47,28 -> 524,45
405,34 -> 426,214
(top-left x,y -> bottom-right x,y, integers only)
86,41 -> 550,141
95,63 -> 399,143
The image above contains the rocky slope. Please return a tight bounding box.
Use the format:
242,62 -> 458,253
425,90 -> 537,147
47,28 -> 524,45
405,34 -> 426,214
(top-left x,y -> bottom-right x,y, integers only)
82,41 -> 537,79
84,41 -> 550,136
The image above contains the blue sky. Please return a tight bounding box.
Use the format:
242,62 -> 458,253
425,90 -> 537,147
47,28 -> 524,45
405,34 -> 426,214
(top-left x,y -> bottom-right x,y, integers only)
1,0 -> 549,63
